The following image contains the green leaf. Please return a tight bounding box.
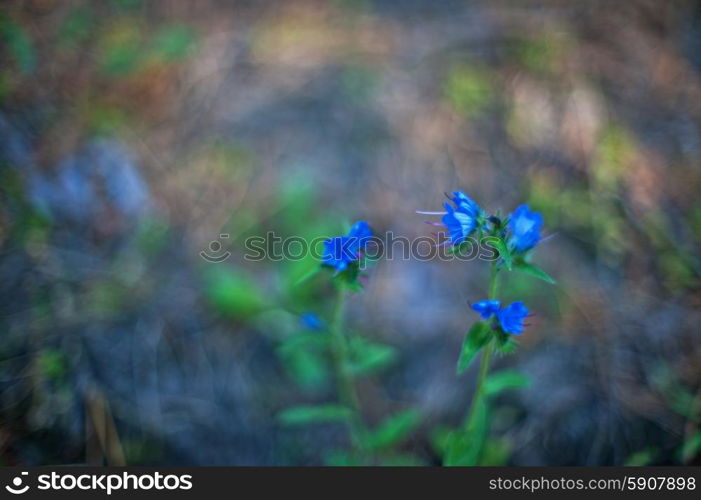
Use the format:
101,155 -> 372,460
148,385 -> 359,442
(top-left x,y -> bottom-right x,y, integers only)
347,337 -> 397,376
484,370 -> 531,397
203,268 -> 264,319
1,17 -> 36,74
512,260 -> 555,284
277,404 -> 352,426
361,409 -> 422,450
293,265 -> 321,286
37,349 -> 67,379
277,333 -> 330,390
494,329 -> 518,354
681,431 -> 701,463
479,437 -> 511,466
493,238 -> 512,270
456,321 -> 491,374
625,447 -> 657,466
150,24 -> 197,62
444,399 -> 489,466
324,450 -> 363,466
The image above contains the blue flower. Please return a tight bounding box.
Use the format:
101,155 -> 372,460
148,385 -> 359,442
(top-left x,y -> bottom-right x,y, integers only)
471,299 -> 501,319
496,301 -> 529,335
508,204 -> 543,253
321,220 -> 373,272
442,202 -> 477,245
300,312 -> 324,331
441,191 -> 484,244
471,299 -> 529,335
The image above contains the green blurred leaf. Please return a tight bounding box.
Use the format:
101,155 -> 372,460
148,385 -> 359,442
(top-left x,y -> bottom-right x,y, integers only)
99,23 -> 143,76
277,332 -> 330,390
203,268 -> 264,319
484,370 -> 530,398
444,399 -> 489,466
59,6 -> 94,48
444,65 -> 493,116
150,24 -> 197,62
37,349 -> 67,380
278,404 -> 352,426
479,437 -> 511,466
493,328 -> 518,354
493,238 -> 512,270
361,409 -> 422,450
0,16 -> 36,74
134,217 -> 171,255
512,259 -> 555,284
625,447 -> 657,466
293,265 -> 321,286
324,450 -> 363,466
682,432 -> 701,463
347,336 -> 397,377
457,321 -> 491,374
280,348 -> 328,391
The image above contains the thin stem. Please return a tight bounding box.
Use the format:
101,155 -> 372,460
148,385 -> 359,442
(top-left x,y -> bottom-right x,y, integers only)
465,262 -> 499,432
330,285 -> 365,452
489,261 -> 500,301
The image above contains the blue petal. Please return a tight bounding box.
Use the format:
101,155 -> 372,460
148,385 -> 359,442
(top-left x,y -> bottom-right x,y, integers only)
347,220 -> 373,251
471,299 -> 501,319
451,191 -> 482,218
496,301 -> 529,335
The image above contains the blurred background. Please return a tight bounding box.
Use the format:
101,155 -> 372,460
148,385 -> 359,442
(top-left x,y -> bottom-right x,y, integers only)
1,0 -> 701,465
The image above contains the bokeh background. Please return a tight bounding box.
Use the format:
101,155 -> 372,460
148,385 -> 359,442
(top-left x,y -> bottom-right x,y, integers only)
1,0 -> 701,465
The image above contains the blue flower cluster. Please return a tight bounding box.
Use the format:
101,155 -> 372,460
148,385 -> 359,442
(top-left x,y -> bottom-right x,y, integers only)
321,221 -> 373,273
471,300 -> 529,335
419,191 -> 544,253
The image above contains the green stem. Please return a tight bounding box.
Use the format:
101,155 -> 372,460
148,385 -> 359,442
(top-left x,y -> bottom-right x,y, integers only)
330,285 -> 365,453
465,263 -> 499,432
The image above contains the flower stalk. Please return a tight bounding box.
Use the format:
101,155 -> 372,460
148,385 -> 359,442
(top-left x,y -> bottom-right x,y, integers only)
329,284 -> 365,454
465,262 -> 499,433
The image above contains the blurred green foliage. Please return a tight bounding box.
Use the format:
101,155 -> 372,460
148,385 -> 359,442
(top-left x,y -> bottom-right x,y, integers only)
0,14 -> 35,74
203,268 -> 264,320
37,349 -> 68,380
443,64 -> 493,116
59,6 -> 95,49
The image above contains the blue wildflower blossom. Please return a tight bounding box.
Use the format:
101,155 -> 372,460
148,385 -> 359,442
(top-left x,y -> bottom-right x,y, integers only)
419,190 -> 484,245
508,204 -> 543,253
300,312 -> 324,331
442,203 -> 477,245
321,220 -> 373,272
496,301 -> 529,335
471,300 -> 530,335
470,299 -> 501,319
